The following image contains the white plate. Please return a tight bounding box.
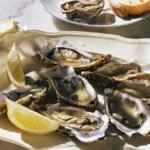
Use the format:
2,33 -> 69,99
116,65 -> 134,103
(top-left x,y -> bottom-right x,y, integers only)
40,0 -> 150,28
1,31 -> 150,150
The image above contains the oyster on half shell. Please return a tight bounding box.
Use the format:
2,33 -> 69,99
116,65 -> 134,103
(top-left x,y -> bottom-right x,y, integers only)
61,0 -> 105,23
105,89 -> 150,137
82,59 -> 141,94
38,40 -> 111,72
48,105 -> 109,143
40,65 -> 99,110
117,73 -> 150,98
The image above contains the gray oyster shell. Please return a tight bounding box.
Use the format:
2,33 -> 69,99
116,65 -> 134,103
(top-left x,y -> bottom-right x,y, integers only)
82,60 -> 141,94
105,89 -> 150,137
117,73 -> 150,98
49,106 -> 109,143
40,65 -> 98,110
61,0 -> 105,23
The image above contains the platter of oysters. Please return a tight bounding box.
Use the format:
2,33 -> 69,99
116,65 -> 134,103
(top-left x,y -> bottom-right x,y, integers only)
41,0 -> 150,28
1,21 -> 150,149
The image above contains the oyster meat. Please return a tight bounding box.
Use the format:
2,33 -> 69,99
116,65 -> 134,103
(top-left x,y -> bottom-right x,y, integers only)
104,88 -> 150,137
40,65 -> 99,110
4,73 -> 58,112
95,60 -> 141,78
117,73 -> 150,98
82,60 -> 141,94
39,41 -> 111,72
48,106 -> 109,143
61,0 -> 105,23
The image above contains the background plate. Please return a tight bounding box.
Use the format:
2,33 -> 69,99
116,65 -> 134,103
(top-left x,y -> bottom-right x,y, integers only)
40,0 -> 150,29
1,31 -> 150,149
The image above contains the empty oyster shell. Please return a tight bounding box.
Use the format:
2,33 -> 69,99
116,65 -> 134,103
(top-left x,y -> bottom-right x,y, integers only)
105,89 -> 150,137
61,0 -> 105,23
49,106 -> 109,143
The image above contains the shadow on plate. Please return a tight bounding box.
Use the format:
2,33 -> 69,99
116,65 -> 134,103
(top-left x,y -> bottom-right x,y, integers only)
52,16 -> 150,38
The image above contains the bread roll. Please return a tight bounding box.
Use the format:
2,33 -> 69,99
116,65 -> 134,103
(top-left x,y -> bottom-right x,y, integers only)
109,0 -> 150,17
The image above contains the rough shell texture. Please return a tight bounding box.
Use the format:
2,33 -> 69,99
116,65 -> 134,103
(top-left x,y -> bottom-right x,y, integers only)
49,106 -> 109,143
117,73 -> 150,98
40,65 -> 98,110
105,89 -> 150,137
61,0 -> 105,22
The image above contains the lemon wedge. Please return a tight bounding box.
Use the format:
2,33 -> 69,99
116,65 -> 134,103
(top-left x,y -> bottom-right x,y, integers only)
6,44 -> 25,87
6,99 -> 59,134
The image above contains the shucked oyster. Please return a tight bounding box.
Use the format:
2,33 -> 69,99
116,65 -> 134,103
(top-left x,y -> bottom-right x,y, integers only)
117,73 -> 150,98
39,40 -> 111,72
105,88 -> 150,137
95,60 -> 141,78
4,72 -> 58,112
61,0 -> 105,23
48,105 -> 109,143
82,60 -> 141,94
40,65 -> 98,110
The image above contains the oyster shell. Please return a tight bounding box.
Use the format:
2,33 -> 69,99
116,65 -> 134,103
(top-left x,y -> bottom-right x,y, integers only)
48,105 -> 109,143
82,60 -> 141,94
61,0 -> 105,23
4,73 -> 58,111
96,60 -> 141,78
39,40 -> 112,72
105,89 -> 150,137
40,65 -> 98,110
116,73 -> 150,98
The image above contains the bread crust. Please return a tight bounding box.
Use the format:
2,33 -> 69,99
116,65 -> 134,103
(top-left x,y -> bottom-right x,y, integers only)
109,0 -> 150,17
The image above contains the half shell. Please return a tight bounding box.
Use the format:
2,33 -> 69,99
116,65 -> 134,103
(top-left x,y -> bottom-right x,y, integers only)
105,89 -> 150,137
61,0 -> 105,23
49,106 -> 109,143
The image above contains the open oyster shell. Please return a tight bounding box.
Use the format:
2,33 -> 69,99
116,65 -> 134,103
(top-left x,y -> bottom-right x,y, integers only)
105,89 -> 150,137
82,59 -> 141,94
48,105 -> 109,143
61,0 -> 105,23
117,73 -> 150,98
40,65 -> 99,110
95,60 -> 141,78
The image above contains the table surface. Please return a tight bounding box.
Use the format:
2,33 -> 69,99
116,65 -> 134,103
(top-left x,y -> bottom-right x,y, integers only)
0,0 -> 150,149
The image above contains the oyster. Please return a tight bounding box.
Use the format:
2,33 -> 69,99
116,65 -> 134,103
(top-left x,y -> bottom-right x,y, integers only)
40,65 -> 99,110
95,60 -> 141,78
39,41 -> 111,72
116,73 -> 150,98
82,60 -> 141,94
48,105 -> 109,143
61,0 -> 105,23
4,73 -> 58,112
104,88 -> 150,137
